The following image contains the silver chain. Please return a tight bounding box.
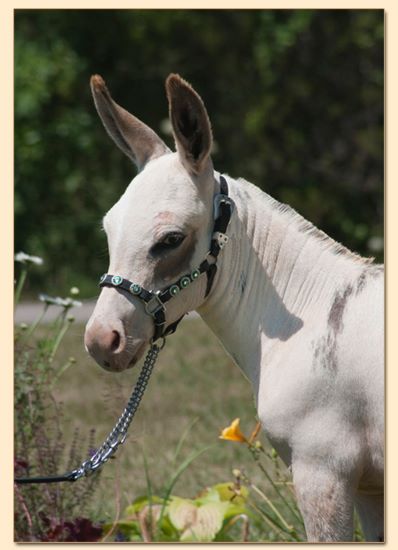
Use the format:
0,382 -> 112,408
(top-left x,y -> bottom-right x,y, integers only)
68,341 -> 163,481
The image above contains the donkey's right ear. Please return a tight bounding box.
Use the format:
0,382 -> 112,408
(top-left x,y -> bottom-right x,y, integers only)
90,75 -> 169,171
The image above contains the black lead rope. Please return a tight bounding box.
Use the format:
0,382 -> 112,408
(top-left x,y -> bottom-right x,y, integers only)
15,473 -> 77,485
14,176 -> 234,485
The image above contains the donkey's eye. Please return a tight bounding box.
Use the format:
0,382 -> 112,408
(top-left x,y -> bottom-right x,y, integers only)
151,232 -> 186,255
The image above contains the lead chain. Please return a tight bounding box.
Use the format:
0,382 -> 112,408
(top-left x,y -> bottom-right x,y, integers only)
69,342 -> 161,481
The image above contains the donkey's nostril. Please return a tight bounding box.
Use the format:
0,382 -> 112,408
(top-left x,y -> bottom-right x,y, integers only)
85,320 -> 128,370
110,330 -> 121,352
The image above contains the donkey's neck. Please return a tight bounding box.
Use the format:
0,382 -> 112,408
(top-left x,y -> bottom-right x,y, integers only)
197,174 -> 369,396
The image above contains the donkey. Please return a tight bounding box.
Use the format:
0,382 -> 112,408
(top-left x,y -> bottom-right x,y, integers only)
84,74 -> 384,542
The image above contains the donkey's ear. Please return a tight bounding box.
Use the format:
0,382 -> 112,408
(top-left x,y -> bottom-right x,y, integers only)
166,74 -> 212,174
90,75 -> 169,171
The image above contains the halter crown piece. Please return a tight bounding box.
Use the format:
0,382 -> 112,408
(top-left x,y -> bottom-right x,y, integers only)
14,175 -> 234,485
98,175 -> 234,341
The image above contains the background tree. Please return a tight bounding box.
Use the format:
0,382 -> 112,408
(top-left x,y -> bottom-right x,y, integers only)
14,9 -> 384,297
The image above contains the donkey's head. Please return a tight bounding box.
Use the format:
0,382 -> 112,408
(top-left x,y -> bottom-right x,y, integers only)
85,74 -> 218,372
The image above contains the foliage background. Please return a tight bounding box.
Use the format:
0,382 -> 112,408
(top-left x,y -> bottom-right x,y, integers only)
14,9 -> 384,297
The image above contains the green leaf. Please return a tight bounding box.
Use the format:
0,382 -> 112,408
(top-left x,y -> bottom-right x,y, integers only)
124,494 -> 163,516
179,501 -> 230,542
168,497 -> 198,531
158,445 -> 214,527
195,487 -> 221,505
213,481 -> 249,504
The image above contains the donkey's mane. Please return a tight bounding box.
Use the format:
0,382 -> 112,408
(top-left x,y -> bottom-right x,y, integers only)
235,176 -> 376,267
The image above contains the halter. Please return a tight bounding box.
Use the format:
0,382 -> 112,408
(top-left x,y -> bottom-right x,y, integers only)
98,175 -> 234,341
14,175 -> 234,485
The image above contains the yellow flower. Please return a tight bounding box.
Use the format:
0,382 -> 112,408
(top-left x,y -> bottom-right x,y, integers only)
219,418 -> 248,443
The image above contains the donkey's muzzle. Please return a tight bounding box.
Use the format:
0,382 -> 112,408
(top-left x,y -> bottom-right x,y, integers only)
84,318 -> 145,372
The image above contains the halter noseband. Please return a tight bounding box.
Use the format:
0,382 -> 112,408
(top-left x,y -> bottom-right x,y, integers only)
98,175 -> 234,342
14,176 -> 234,486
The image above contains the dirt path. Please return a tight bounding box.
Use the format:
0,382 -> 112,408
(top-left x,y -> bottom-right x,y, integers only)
15,300 -> 97,324
15,301 -> 199,325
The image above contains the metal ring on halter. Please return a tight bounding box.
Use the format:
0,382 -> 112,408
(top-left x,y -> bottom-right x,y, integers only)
13,177 -> 234,486
151,336 -> 166,350
98,176 -> 234,341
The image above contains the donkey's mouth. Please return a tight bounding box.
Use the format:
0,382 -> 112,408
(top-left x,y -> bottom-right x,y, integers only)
127,340 -> 148,368
100,340 -> 148,373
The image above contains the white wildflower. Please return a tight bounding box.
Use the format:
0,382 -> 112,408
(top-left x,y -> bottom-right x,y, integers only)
39,294 -> 82,308
14,252 -> 44,265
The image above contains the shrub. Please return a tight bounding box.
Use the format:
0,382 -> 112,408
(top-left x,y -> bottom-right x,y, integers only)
14,253 -> 101,542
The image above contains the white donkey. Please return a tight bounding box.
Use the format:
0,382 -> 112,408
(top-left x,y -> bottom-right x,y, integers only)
85,74 -> 384,542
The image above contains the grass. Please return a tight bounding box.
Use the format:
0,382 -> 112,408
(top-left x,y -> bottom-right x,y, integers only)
15,309 -> 367,542
53,316 -> 267,523
14,261 -> 366,542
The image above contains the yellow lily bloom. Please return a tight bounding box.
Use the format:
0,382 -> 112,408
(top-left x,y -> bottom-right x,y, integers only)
219,418 -> 248,443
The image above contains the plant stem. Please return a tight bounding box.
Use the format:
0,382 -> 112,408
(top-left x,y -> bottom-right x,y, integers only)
173,416 -> 200,465
246,500 -> 291,541
222,514 -> 250,542
101,460 -> 121,542
14,266 -> 28,307
249,481 -> 293,533
14,483 -> 34,539
251,448 -> 304,527
49,316 -> 71,362
157,445 -> 214,534
50,358 -> 74,389
23,304 -> 49,342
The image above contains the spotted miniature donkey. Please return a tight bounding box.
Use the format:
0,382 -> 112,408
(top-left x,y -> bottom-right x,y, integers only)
85,73 -> 384,542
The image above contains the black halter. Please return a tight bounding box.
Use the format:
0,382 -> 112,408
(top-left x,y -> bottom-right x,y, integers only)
14,177 -> 234,486
99,175 -> 234,341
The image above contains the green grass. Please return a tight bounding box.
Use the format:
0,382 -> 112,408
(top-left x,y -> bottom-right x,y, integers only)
16,312 -> 367,542
53,317 -> 269,523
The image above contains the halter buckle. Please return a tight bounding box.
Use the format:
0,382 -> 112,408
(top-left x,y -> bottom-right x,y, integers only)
145,292 -> 166,317
213,231 -> 229,249
213,193 -> 234,221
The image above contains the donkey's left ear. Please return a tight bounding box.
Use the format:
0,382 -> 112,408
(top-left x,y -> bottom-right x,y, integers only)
166,74 -> 212,175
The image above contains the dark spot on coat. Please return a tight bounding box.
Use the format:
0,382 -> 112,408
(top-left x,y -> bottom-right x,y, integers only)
355,265 -> 383,295
312,333 -> 338,372
356,270 -> 368,295
238,271 -> 247,295
152,232 -> 198,283
314,284 -> 355,372
328,284 -> 353,334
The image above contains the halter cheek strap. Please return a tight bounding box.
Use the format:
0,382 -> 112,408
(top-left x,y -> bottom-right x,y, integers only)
13,179 -> 233,486
99,175 -> 234,341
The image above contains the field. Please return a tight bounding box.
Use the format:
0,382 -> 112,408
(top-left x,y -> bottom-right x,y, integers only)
52,316 -> 270,523
15,308 -> 367,542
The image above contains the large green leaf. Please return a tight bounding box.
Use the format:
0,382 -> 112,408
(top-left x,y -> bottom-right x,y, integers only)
168,497 -> 197,531
168,498 -> 230,542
